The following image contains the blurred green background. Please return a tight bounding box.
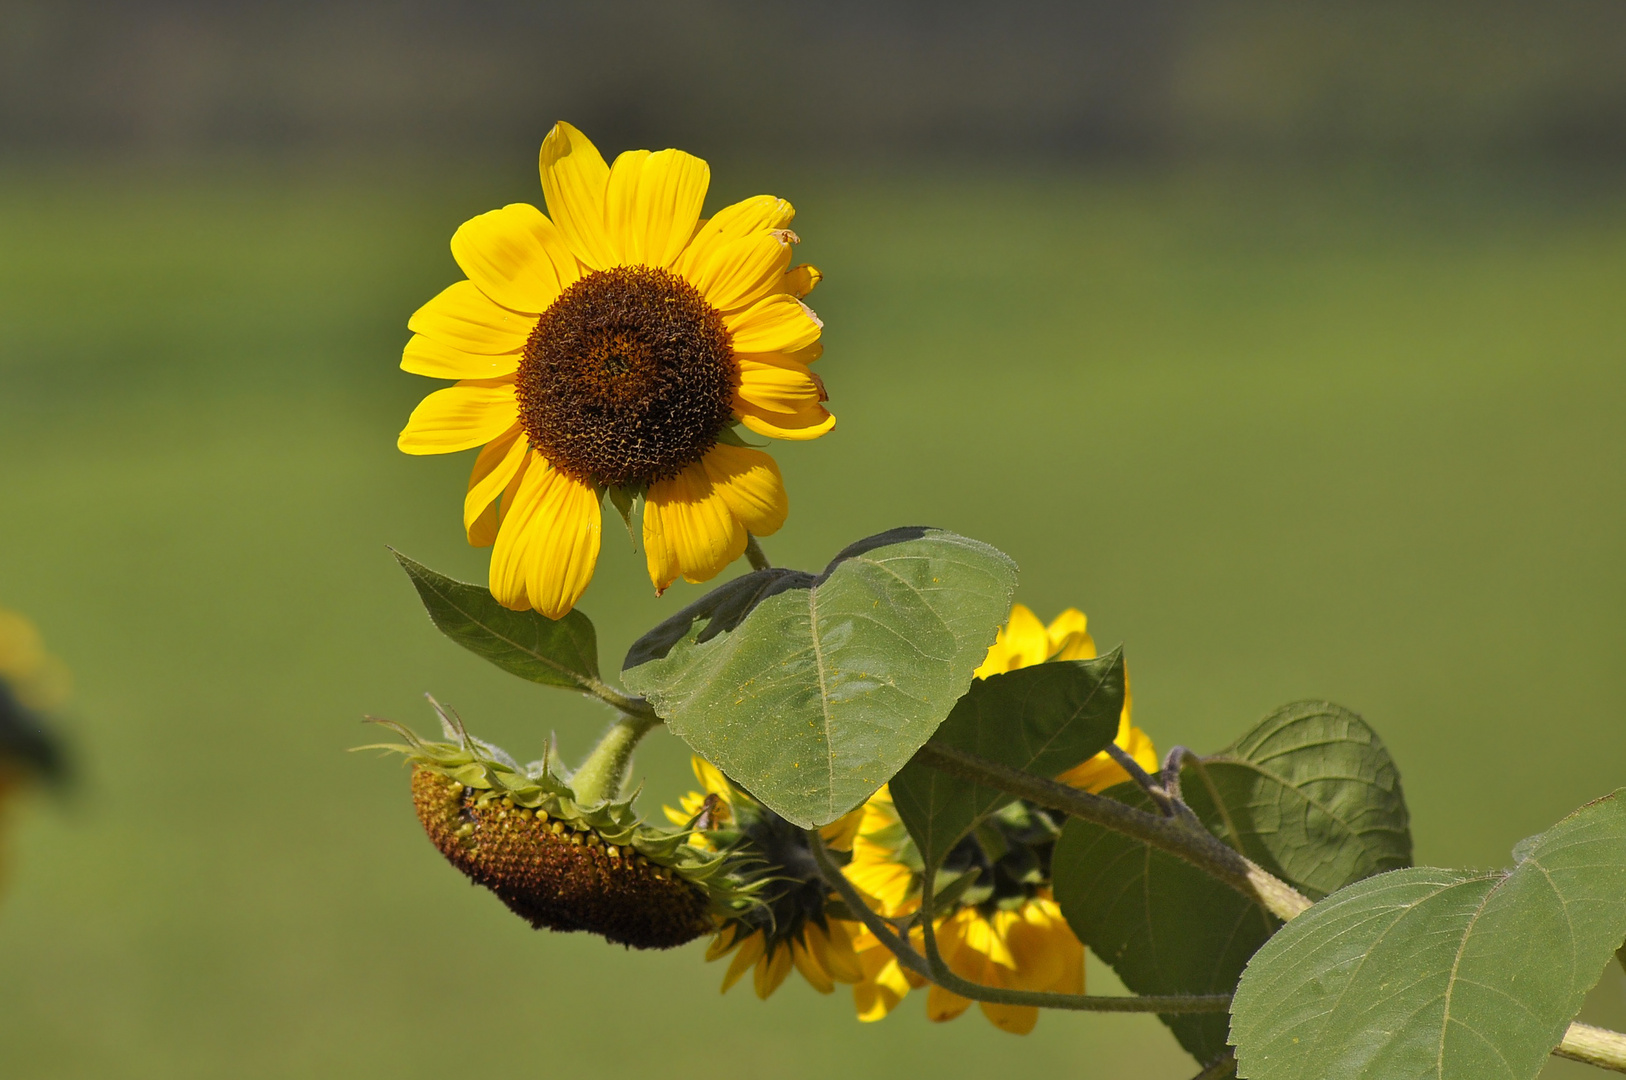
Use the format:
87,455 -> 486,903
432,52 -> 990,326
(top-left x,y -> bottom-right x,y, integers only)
2,4 -> 1625,1078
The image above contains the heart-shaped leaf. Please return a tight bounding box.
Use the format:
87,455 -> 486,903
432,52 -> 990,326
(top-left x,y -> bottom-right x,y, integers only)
1185,700 -> 1412,900
394,550 -> 600,691
621,527 -> 1017,828
1230,789 -> 1626,1080
891,652 -> 1124,872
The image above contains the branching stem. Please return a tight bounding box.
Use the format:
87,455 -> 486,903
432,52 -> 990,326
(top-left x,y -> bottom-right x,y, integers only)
913,741 -> 1313,921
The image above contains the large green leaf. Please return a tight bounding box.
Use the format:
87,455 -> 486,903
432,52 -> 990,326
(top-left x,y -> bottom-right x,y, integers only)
620,527 -> 1017,828
1054,781 -> 1274,1065
891,652 -> 1123,872
1186,701 -> 1411,900
1052,700 -> 1412,1066
1230,789 -> 1626,1080
393,550 -> 600,691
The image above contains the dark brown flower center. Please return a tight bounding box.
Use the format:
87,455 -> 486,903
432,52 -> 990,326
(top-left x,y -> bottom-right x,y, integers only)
515,266 -> 736,487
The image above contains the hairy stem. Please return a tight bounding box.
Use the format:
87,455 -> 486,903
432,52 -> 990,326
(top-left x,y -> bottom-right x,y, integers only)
744,533 -> 771,571
582,679 -> 660,722
1556,1023 -> 1626,1073
806,830 -> 1232,1014
571,712 -> 662,804
914,741 -> 1313,921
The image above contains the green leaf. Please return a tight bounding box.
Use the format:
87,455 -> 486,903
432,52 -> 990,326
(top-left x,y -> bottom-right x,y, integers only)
1054,781 -> 1274,1065
1051,700 -> 1412,1066
620,527 -> 1017,828
1230,789 -> 1626,1080
393,550 -> 601,691
1186,701 -> 1412,900
890,652 -> 1124,872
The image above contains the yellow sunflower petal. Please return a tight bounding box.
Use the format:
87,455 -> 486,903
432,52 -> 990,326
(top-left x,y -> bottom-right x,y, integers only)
538,121 -> 617,271
397,378 -> 518,455
736,354 -> 828,417
463,425 -> 527,542
791,938 -> 835,995
400,333 -> 520,380
853,947 -> 912,1022
926,982 -> 974,1023
959,908 -> 1018,970
820,805 -> 866,852
974,603 -> 1051,678
1046,608 -> 1096,661
782,263 -> 822,298
704,924 -> 741,962
521,465 -> 602,619
407,280 -> 536,355
642,462 -> 747,592
691,754 -> 733,798
815,920 -> 866,985
720,931 -> 765,993
978,1001 -> 1039,1035
699,443 -> 788,537
605,147 -> 710,269
486,456 -> 601,617
724,292 -> 823,354
488,453 -> 549,610
686,231 -> 793,312
754,944 -> 794,999
735,399 -> 837,441
450,202 -> 579,314
676,194 -> 796,279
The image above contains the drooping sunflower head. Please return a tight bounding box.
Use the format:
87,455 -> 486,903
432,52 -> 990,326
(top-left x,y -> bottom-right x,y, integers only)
368,706 -> 755,950
398,122 -> 833,618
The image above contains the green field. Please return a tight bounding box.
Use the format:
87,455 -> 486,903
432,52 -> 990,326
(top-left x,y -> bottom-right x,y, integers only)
0,158 -> 1623,1078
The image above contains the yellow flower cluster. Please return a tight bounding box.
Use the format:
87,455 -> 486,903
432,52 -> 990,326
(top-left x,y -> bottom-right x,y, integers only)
681,603 -> 1157,1034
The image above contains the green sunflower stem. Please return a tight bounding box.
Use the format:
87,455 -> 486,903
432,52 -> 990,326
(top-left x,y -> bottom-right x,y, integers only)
744,533 -> 771,571
572,712 -> 662,805
805,830 -> 1232,1015
912,741 -> 1314,922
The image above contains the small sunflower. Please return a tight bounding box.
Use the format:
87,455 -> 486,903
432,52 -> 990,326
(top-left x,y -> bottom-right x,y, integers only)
844,788 -> 1083,1034
398,121 -> 833,618
842,602 -> 1158,1034
667,757 -> 865,999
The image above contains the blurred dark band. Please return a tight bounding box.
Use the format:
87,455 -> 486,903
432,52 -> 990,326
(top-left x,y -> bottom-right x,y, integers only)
2,0 -> 1624,164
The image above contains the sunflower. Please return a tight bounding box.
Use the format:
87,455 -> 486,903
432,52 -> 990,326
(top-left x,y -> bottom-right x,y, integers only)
397,122 -> 833,617
843,603 -> 1158,1034
842,787 -> 1083,1034
666,757 -> 865,999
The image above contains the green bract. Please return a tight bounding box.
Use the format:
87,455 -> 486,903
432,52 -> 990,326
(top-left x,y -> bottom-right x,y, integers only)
621,527 -> 1018,828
